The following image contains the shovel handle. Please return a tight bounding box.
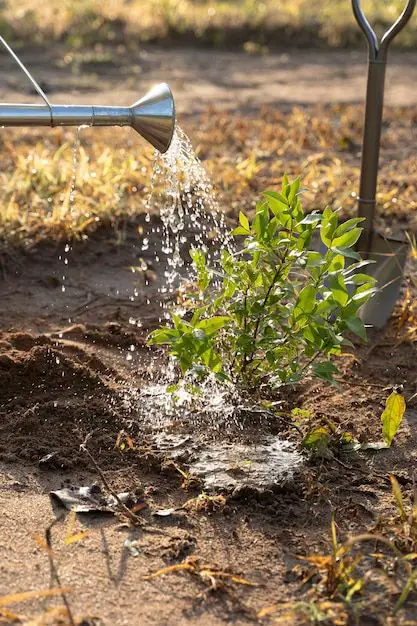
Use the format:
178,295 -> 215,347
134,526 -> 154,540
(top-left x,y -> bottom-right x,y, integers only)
352,0 -> 416,252
352,0 -> 416,61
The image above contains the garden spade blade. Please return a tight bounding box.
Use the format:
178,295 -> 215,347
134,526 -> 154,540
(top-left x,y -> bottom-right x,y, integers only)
352,0 -> 415,328
358,233 -> 408,328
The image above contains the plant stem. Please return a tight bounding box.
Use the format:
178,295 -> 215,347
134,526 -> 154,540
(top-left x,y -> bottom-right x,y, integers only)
242,252 -> 289,373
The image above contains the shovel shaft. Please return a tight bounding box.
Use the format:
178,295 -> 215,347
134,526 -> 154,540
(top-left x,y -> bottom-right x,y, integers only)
357,59 -> 386,252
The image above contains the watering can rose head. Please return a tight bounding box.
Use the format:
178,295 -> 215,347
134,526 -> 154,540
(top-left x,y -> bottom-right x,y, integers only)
148,176 -> 376,391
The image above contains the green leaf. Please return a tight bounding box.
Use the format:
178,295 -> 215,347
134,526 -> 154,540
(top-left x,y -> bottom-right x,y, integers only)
197,316 -> 230,335
288,178 -> 300,205
327,254 -> 345,273
320,208 -> 338,247
345,316 -> 367,340
239,211 -> 250,231
253,202 -> 269,238
298,213 -> 322,226
349,273 -> 376,285
302,427 -> 330,451
192,328 -> 207,342
147,328 -> 179,345
263,191 -> 288,215
328,274 -> 349,307
313,361 -> 338,382
291,407 -> 311,420
333,217 -> 365,237
201,347 -> 223,373
232,226 -> 250,236
352,286 -> 378,302
190,247 -> 210,290
334,246 -> 361,260
381,392 -> 406,446
295,285 -> 317,316
332,228 -> 361,249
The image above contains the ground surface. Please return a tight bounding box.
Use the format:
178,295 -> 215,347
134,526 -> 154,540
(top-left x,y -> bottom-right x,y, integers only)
2,46 -> 417,113
1,45 -> 417,626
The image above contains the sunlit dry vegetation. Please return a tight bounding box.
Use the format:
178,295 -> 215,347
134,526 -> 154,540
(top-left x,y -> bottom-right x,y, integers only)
0,104 -> 416,248
2,0 -> 417,49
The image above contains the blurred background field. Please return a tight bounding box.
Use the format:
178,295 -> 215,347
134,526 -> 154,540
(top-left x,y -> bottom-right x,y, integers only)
0,0 -> 416,248
1,105 -> 416,248
2,0 -> 417,50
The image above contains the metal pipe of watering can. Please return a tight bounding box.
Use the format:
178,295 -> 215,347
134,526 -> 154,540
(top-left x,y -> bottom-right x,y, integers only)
0,37 -> 175,153
0,83 -> 176,153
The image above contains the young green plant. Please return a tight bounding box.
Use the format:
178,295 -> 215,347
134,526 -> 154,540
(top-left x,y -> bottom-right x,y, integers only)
148,176 -> 376,391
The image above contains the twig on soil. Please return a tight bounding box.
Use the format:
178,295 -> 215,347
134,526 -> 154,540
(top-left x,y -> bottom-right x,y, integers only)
45,516 -> 76,626
71,294 -> 101,315
79,433 -> 144,527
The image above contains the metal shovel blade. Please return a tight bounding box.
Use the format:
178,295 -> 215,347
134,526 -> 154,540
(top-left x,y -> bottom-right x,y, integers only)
358,232 -> 408,328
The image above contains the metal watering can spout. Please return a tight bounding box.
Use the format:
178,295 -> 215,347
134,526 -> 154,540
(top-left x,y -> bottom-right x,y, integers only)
129,83 -> 175,153
0,37 -> 175,153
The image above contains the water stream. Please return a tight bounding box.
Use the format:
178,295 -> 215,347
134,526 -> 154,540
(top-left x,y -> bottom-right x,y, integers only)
59,126 -> 84,309
144,126 -> 232,302
55,124 -> 303,491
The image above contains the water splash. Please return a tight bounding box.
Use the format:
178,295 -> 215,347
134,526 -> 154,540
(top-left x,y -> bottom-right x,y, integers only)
145,126 -> 232,298
129,126 -> 239,412
139,374 -> 241,431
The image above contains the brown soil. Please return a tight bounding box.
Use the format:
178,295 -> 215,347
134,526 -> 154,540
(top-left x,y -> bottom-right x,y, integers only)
1,215 -> 417,625
1,45 -> 417,626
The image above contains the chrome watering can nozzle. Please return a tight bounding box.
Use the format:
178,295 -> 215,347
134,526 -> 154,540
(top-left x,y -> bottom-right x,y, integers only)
0,83 -> 176,153
0,37 -> 175,153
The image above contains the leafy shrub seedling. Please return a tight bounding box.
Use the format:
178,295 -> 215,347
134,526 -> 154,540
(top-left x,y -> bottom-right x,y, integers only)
148,177 -> 376,390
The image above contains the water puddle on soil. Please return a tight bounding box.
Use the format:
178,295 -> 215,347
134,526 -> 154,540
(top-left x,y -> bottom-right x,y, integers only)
153,433 -> 303,494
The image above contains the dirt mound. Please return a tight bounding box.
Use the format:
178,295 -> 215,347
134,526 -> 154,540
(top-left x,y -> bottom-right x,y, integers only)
0,331 -> 136,469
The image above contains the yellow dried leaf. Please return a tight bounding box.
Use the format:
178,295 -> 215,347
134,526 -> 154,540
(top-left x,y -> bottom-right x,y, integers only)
31,533 -> 51,554
143,563 -> 192,579
381,392 -> 406,446
0,588 -> 71,607
64,530 -> 89,546
298,555 -> 332,568
257,603 -> 280,618
390,474 -> 407,521
0,606 -> 23,622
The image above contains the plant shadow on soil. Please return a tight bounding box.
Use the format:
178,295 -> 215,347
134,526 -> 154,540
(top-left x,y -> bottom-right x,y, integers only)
1,220 -> 417,624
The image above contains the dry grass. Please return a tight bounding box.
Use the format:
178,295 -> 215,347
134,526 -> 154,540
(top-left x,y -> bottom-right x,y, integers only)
2,0 -> 417,50
0,103 -> 416,249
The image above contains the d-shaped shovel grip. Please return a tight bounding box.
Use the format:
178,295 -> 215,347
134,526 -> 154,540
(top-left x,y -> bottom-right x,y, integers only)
352,0 -> 416,252
352,0 -> 416,61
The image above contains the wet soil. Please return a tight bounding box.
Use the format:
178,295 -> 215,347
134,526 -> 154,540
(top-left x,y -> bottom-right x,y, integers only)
1,217 -> 417,625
